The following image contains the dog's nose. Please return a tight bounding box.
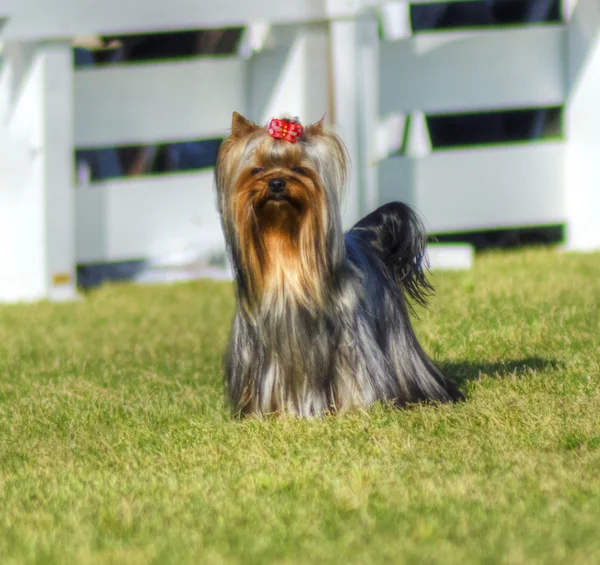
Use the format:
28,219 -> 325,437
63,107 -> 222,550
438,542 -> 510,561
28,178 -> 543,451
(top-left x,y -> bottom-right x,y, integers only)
268,178 -> 286,194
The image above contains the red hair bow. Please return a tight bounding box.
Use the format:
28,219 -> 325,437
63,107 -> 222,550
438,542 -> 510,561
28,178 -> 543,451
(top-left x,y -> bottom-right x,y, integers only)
268,118 -> 303,143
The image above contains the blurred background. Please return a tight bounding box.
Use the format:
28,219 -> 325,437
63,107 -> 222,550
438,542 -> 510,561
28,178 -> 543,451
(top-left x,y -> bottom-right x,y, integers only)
0,0 -> 597,302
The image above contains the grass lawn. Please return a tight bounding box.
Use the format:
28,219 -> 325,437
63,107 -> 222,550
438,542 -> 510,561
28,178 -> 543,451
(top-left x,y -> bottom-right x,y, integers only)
0,248 -> 599,565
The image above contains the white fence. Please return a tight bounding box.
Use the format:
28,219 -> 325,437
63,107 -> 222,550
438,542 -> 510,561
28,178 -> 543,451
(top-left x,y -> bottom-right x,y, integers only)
378,24 -> 566,233
0,0 -> 599,302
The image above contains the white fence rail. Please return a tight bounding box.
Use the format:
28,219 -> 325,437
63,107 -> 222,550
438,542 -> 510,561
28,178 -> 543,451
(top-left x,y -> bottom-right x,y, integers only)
75,58 -> 246,147
75,172 -> 220,264
379,26 -> 566,114
0,0 -> 599,302
0,0 -> 339,40
375,23 -> 568,235
379,143 -> 566,233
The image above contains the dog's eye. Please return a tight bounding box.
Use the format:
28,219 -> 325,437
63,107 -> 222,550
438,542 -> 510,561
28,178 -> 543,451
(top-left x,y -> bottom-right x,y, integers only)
250,167 -> 264,176
293,167 -> 308,175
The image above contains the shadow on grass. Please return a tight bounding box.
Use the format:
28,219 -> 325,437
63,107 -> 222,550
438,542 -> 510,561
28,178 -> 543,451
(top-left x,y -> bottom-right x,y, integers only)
438,357 -> 563,387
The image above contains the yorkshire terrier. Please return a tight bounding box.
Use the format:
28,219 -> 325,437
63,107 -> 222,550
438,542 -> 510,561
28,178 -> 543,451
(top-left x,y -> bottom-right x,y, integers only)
215,112 -> 462,417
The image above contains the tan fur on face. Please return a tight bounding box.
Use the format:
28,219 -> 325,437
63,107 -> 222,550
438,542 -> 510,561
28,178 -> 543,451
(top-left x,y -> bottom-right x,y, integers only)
232,140 -> 328,311
215,112 -> 348,314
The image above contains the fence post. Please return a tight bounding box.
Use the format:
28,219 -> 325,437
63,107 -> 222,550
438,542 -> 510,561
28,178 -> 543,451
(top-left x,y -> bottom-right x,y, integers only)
565,0 -> 600,250
330,6 -> 381,228
329,19 -> 360,229
357,10 -> 381,214
247,23 -> 331,128
0,40 -> 76,302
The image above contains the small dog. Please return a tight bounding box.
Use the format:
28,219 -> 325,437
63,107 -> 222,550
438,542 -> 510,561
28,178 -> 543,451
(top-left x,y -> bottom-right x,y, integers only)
215,112 -> 462,417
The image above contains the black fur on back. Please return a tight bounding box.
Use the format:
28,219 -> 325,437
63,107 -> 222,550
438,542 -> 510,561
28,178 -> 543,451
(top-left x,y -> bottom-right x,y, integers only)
349,202 -> 433,311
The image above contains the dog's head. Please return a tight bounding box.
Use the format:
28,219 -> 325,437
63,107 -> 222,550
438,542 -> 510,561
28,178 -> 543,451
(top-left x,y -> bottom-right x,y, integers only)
215,112 -> 348,308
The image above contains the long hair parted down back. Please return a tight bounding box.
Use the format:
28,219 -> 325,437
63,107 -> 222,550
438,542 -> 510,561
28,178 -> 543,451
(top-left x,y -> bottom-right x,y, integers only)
215,112 -> 463,417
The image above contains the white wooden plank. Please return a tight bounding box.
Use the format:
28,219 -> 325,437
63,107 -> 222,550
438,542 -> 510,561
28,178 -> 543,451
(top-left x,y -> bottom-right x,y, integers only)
357,16 -> 380,213
75,171 -> 224,263
42,42 -> 78,301
248,24 -> 330,127
75,58 -> 245,147
0,41 -> 76,303
565,0 -> 600,250
380,26 -> 566,114
331,19 -> 362,228
379,1 -> 411,41
365,0 -> 481,4
426,244 -> 474,271
0,0 -> 331,41
567,0 -> 600,88
0,47 -> 46,302
563,0 -> 579,21
378,143 -> 566,233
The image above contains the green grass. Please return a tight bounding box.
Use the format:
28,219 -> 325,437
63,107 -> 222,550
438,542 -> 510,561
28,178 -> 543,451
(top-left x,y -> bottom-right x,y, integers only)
1,248 -> 599,565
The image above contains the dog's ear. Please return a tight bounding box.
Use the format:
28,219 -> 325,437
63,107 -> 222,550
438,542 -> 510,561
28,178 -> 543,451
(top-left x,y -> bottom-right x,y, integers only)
305,115 -> 327,136
231,112 -> 259,138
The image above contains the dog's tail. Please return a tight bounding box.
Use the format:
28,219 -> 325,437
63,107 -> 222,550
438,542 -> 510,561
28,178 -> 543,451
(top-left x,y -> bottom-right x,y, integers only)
349,202 -> 432,309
